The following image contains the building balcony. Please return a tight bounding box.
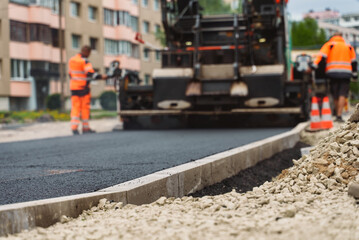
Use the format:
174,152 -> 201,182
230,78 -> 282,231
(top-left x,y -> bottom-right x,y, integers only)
104,55 -> 140,71
10,80 -> 31,98
9,3 -> 65,28
10,42 -> 66,62
103,0 -> 139,16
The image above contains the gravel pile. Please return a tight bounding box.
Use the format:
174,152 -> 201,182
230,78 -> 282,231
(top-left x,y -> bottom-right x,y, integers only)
3,112 -> 359,239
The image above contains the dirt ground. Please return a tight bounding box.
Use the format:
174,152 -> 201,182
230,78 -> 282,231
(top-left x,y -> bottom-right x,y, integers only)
192,142 -> 310,197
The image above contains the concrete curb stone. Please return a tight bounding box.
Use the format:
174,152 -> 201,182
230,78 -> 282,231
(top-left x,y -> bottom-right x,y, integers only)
0,122 -> 308,236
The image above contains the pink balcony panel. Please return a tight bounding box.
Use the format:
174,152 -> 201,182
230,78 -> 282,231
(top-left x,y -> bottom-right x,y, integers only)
10,81 -> 31,97
49,80 -> 69,95
10,42 -> 66,62
103,0 -> 139,16
105,86 -> 116,91
8,3 -> 29,22
8,3 -> 65,28
104,55 -> 140,71
103,26 -> 138,43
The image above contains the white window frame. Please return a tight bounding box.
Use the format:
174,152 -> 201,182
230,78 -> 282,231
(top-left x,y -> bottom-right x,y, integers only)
70,2 -> 80,18
154,0 -> 159,11
144,74 -> 151,85
155,50 -> 161,62
143,48 -> 150,61
142,0 -> 148,8
143,21 -> 150,34
88,6 -> 97,22
11,59 -> 31,81
72,34 -> 81,49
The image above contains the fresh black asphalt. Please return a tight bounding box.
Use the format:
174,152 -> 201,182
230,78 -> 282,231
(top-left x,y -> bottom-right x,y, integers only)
0,128 -> 290,205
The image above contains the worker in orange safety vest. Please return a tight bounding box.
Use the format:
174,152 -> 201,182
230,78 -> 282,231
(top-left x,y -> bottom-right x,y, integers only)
69,45 -> 108,135
311,32 -> 357,122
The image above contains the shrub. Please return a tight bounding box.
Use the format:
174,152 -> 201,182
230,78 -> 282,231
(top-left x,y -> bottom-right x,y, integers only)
99,91 -> 117,111
46,94 -> 61,110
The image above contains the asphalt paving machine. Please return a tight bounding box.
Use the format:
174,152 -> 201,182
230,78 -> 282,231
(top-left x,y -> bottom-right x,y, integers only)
112,0 -> 311,129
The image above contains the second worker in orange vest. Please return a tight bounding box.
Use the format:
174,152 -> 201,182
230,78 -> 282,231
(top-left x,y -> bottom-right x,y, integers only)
312,32 -> 357,122
69,46 -> 108,135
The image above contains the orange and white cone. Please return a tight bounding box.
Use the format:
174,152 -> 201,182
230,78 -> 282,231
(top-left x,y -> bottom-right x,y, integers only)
321,96 -> 333,129
310,96 -> 322,131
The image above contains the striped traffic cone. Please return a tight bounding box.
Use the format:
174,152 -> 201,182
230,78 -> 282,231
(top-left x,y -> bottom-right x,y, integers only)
321,96 -> 333,129
310,96 -> 322,131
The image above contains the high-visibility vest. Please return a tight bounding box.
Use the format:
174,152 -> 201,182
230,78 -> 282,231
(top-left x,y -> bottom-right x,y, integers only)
313,36 -> 357,79
69,54 -> 95,91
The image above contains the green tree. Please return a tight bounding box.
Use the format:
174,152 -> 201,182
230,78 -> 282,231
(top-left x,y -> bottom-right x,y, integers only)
46,94 -> 61,110
291,18 -> 327,48
199,0 -> 231,15
99,91 -> 117,111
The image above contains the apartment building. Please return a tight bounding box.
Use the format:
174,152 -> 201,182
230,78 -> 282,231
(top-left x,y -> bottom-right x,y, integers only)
303,9 -> 341,25
303,9 -> 359,51
0,0 -> 162,111
223,0 -> 240,11
340,13 -> 359,30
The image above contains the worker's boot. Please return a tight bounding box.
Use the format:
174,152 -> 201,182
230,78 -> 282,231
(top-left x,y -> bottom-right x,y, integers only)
72,129 -> 80,135
82,128 -> 96,134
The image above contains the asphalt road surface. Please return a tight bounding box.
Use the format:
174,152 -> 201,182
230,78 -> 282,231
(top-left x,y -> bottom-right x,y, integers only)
0,128 -> 290,205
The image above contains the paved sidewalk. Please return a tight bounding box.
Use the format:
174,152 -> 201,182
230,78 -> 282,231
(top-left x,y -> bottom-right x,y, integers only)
0,118 -> 122,143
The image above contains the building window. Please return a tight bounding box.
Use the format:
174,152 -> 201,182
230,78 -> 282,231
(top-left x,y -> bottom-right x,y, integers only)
88,6 -> 97,21
154,0 -> 160,11
144,74 -> 151,85
105,39 -> 138,57
70,2 -> 80,17
29,24 -> 51,45
131,16 -> 139,32
72,34 -> 81,49
155,50 -> 161,61
120,41 -> 132,56
51,28 -> 64,48
155,24 -> 161,34
142,0 -> 148,8
51,0 -> 59,14
132,44 -> 140,58
90,37 -> 98,51
104,8 -> 115,26
104,39 -> 119,55
132,0 -> 138,4
143,48 -> 150,61
143,21 -> 150,34
10,20 -> 28,43
11,59 -> 31,80
117,11 -> 131,27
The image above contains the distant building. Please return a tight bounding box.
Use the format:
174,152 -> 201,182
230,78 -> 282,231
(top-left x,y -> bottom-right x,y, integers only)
340,13 -> 359,30
303,9 -> 359,53
318,21 -> 359,52
303,9 -> 340,25
223,0 -> 240,11
0,0 -> 162,111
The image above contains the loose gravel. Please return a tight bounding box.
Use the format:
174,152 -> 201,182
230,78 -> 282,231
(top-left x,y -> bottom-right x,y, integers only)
192,142 -> 310,197
4,110 -> 359,239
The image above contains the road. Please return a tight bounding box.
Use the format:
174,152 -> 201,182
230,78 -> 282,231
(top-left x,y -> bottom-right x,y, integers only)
0,128 -> 290,205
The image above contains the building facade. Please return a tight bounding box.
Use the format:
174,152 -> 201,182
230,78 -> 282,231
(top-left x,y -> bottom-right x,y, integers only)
340,13 -> 359,30
303,9 -> 340,25
303,9 -> 359,52
0,0 -> 162,111
223,0 -> 240,11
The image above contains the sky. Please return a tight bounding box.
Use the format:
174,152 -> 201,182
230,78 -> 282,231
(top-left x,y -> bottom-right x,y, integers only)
287,0 -> 359,20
